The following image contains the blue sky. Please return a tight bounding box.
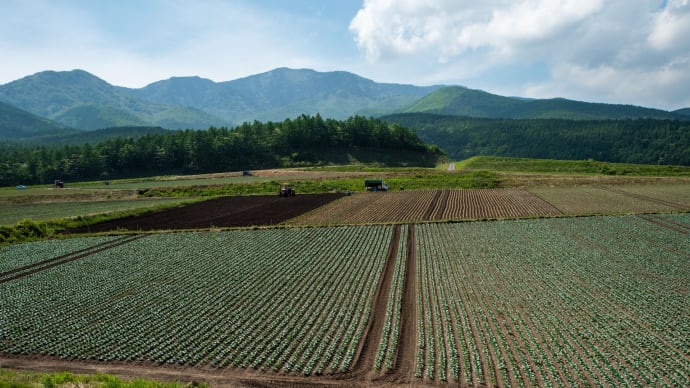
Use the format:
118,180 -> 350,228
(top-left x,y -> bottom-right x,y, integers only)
1,0 -> 689,110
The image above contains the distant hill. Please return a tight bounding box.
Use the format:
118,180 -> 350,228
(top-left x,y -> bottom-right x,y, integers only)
403,86 -> 687,120
0,68 -> 440,132
0,70 -> 227,130
21,126 -> 170,145
53,104 -> 150,130
383,113 -> 690,166
129,67 -> 442,123
0,100 -> 79,140
1,68 -> 687,140
674,108 -> 690,117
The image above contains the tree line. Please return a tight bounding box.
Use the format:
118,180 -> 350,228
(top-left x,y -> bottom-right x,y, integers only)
0,115 -> 440,186
384,114 -> 690,166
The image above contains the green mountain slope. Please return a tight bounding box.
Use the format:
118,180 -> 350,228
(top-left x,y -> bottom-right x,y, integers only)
674,108 -> 690,117
383,113 -> 690,165
2,68 -> 687,140
403,86 -> 524,117
23,126 -> 171,145
0,70 -> 227,130
403,86 -> 687,120
131,67 -> 442,123
53,104 -> 150,129
0,100 -> 79,140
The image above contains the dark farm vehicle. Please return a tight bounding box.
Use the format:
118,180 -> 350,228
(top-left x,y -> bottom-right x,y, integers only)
279,184 -> 296,197
365,179 -> 388,192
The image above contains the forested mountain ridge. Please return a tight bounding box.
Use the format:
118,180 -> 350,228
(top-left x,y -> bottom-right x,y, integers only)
383,113 -> 690,166
403,86 -> 687,120
0,115 -> 443,186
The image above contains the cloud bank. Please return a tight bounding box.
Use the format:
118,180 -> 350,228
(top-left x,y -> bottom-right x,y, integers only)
350,0 -> 690,110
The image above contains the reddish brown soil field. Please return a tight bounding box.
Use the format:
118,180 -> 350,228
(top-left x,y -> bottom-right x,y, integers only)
67,194 -> 344,233
289,189 -> 563,225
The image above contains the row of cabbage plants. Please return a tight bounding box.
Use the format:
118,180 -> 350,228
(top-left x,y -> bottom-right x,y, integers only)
411,214 -> 689,386
0,225 -> 393,375
0,236 -> 118,273
374,225 -> 408,371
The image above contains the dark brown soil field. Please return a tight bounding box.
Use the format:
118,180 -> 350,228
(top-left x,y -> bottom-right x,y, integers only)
67,194 -> 344,233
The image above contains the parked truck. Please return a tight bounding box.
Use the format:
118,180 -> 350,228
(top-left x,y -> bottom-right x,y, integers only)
364,179 -> 388,192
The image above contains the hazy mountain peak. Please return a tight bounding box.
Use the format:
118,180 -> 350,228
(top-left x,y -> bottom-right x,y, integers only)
16,69 -> 109,86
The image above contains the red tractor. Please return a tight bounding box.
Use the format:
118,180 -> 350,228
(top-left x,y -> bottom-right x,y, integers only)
279,184 -> 296,197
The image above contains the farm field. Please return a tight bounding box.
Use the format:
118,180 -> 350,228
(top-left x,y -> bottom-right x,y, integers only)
528,184 -> 690,215
290,188 -> 562,225
288,184 -> 690,226
412,216 -> 689,385
0,198 -> 186,225
1,226 -> 394,382
2,214 -> 688,387
66,193 -> 344,233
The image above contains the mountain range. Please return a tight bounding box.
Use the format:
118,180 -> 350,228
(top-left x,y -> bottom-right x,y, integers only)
0,67 -> 688,141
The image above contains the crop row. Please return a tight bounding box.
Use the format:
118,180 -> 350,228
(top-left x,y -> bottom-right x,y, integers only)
2,214 -> 687,386
0,226 -> 393,374
289,189 -> 562,225
411,215 -> 689,386
0,236 -> 118,273
374,225 -> 408,371
438,188 -> 562,219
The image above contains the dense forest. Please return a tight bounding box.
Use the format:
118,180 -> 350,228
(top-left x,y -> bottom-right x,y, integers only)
384,114 -> 690,166
0,115 -> 441,186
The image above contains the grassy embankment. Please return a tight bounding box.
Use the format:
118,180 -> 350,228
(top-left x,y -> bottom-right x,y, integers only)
457,155 -> 690,175
0,368 -> 206,388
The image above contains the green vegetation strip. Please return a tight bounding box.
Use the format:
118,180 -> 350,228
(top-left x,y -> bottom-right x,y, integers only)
0,198 -> 186,225
0,368 -> 206,388
458,156 -> 690,176
141,170 -> 497,197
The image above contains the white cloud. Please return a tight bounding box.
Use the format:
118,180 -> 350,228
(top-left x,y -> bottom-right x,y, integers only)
523,59 -> 690,110
350,0 -> 690,110
350,0 -> 604,61
648,0 -> 690,52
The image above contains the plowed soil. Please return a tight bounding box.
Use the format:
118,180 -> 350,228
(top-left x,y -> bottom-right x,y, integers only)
66,194 -> 344,233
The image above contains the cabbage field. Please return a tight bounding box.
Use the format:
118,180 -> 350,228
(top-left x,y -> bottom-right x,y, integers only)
413,215 -> 689,385
1,214 -> 688,387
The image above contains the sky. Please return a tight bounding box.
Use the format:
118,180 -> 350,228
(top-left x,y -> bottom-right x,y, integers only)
1,0 -> 689,110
